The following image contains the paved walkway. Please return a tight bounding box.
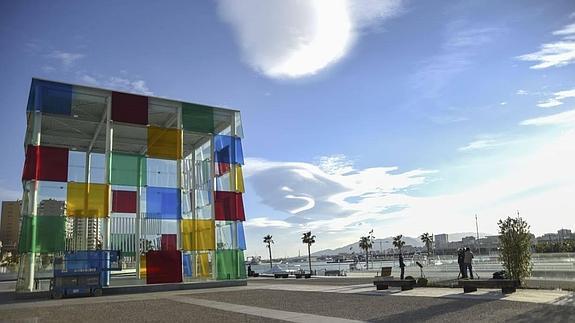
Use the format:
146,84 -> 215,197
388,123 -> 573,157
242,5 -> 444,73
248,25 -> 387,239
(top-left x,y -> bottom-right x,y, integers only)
249,282 -> 575,306
0,280 -> 574,322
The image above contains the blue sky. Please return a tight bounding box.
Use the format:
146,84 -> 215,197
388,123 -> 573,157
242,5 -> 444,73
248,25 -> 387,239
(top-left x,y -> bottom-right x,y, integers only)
1,0 -> 575,257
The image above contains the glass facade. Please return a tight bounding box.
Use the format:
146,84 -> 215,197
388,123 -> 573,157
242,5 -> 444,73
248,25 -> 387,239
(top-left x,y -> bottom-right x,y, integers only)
16,78 -> 247,291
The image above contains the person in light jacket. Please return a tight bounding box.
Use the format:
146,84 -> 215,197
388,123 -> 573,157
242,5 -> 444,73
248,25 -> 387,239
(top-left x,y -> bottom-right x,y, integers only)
464,247 -> 474,279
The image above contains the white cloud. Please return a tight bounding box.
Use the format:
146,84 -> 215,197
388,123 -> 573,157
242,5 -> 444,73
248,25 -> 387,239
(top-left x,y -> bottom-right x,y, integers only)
217,0 -> 402,79
243,156 -> 433,232
553,23 -> 575,36
517,21 -> 575,69
536,88 -> 575,108
516,89 -> 528,95
412,25 -> 500,97
459,139 -> 500,151
317,154 -> 354,175
245,127 -> 575,255
520,109 -> 575,126
78,74 -> 154,95
244,217 -> 293,228
80,74 -> 99,85
46,50 -> 84,67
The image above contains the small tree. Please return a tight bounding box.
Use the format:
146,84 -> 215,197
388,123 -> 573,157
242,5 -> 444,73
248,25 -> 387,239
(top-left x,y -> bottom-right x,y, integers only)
498,216 -> 532,284
301,231 -> 316,274
420,233 -> 433,261
359,236 -> 373,270
263,235 -> 274,270
393,234 -> 405,253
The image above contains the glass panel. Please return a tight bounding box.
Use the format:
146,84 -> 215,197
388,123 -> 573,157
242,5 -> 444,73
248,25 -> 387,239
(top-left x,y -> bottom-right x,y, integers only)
110,153 -> 147,187
234,112 -> 244,138
66,182 -> 109,218
89,153 -> 106,184
29,79 -> 72,115
67,151 -> 86,183
197,252 -> 211,278
18,215 -> 66,253
147,126 -> 182,160
216,221 -> 234,250
112,190 -> 137,213
149,98 -> 179,128
181,219 -> 215,251
182,103 -> 214,133
36,181 -> 67,216
111,92 -> 148,125
112,124 -> 148,155
237,222 -> 246,250
22,145 -> 69,182
216,250 -> 246,280
145,187 -> 181,219
214,191 -> 245,221
146,158 -> 177,188
145,250 -> 182,284
214,135 -> 244,165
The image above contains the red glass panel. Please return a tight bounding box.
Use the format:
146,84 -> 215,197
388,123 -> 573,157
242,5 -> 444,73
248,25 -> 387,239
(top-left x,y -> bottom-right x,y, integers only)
146,250 -> 182,284
161,234 -> 177,251
216,163 -> 231,176
214,191 -> 245,221
111,92 -> 148,125
22,145 -> 68,182
112,190 -> 137,213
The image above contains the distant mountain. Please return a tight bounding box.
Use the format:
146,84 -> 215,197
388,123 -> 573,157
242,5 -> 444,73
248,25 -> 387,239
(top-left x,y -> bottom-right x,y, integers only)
311,232 -> 493,256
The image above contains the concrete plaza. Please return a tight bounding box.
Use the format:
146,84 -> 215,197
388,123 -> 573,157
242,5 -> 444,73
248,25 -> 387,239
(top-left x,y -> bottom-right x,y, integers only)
0,278 -> 574,322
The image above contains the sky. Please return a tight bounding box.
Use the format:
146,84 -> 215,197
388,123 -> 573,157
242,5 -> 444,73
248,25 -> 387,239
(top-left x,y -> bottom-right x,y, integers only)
1,0 -> 575,258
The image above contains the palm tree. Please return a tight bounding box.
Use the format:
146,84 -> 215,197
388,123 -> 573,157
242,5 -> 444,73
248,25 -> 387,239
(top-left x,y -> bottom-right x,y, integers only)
359,231 -> 374,270
420,233 -> 433,258
301,231 -> 316,274
393,234 -> 405,254
263,235 -> 274,270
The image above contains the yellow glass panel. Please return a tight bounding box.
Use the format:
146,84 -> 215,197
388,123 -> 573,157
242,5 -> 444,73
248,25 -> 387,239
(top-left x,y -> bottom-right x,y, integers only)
181,219 -> 215,251
147,126 -> 182,160
234,165 -> 245,193
66,182 -> 109,218
140,254 -> 147,278
197,253 -> 210,278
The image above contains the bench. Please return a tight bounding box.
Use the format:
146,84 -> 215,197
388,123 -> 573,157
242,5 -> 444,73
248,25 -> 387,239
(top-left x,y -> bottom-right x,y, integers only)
294,273 -> 313,279
274,273 -> 289,278
325,270 -> 343,276
373,277 -> 417,291
458,279 -> 520,294
379,267 -> 392,277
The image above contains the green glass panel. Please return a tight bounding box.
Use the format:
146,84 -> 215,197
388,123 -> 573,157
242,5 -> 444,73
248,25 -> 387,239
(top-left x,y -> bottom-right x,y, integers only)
216,249 -> 246,280
110,153 -> 146,186
182,103 -> 214,133
18,216 -> 66,253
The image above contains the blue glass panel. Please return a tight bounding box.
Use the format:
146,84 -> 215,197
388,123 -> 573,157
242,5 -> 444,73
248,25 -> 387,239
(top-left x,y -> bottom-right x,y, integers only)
214,135 -> 244,165
30,80 -> 72,115
146,186 -> 181,219
183,253 -> 193,276
237,222 -> 246,250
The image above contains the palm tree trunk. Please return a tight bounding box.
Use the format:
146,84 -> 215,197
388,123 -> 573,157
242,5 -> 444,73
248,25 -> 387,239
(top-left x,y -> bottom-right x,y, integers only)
365,250 -> 369,270
308,244 -> 312,274
268,244 -> 273,270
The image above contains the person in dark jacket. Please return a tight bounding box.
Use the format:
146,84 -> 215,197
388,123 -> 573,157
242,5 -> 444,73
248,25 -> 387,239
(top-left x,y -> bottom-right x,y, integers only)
457,248 -> 466,278
464,247 -> 474,279
399,253 -> 405,279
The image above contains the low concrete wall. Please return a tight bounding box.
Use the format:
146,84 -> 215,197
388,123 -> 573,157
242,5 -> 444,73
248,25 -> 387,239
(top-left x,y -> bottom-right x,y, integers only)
13,279 -> 247,300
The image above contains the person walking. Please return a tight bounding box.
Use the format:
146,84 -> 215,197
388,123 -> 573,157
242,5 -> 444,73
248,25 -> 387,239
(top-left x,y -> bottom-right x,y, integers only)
399,253 -> 405,279
464,247 -> 474,279
457,248 -> 466,278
